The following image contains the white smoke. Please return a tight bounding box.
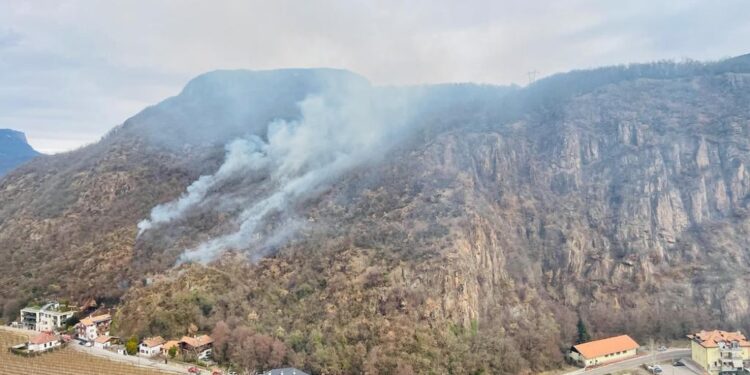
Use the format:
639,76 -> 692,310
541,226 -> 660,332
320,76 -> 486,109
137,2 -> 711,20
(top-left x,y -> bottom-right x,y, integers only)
137,137 -> 268,235
139,83 -> 412,263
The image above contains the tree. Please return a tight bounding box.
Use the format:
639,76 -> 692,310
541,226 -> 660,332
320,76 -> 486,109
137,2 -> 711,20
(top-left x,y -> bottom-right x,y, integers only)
168,345 -> 178,359
126,336 -> 139,355
576,316 -> 591,344
211,320 -> 231,363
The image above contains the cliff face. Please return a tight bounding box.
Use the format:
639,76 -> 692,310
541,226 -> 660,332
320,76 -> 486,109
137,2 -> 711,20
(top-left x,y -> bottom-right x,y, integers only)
2,61 -> 750,374
0,129 -> 40,177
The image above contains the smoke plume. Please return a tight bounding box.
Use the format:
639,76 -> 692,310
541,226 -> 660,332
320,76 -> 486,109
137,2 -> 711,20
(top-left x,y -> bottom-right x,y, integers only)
138,77 -> 414,263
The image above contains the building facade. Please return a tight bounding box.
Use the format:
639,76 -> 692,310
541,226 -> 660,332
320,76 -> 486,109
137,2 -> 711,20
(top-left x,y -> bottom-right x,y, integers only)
19,302 -> 75,332
27,332 -> 62,353
688,330 -> 750,374
139,336 -> 165,357
180,335 -> 214,360
75,313 -> 112,341
568,335 -> 640,367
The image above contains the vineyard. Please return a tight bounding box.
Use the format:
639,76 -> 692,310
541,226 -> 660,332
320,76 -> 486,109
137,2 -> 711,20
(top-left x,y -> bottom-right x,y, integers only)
0,330 -> 176,375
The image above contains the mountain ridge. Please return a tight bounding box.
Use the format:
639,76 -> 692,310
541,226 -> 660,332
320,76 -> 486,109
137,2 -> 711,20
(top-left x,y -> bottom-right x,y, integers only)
2,55 -> 750,374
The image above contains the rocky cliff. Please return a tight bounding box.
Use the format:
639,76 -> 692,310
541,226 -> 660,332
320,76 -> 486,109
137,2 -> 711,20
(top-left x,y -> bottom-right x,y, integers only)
0,129 -> 40,177
2,58 -> 750,374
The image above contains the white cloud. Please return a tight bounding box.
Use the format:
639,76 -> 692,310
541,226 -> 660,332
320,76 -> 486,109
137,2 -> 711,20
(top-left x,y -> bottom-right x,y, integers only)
0,0 -> 748,153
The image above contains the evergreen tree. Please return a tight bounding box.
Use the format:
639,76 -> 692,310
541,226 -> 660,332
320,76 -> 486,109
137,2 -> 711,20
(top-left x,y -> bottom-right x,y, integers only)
576,316 -> 591,344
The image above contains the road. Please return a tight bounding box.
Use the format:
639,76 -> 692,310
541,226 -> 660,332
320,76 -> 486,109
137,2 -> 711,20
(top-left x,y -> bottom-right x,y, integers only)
564,349 -> 691,375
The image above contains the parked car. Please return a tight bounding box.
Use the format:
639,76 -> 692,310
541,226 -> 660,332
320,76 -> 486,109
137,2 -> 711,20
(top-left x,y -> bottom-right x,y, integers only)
673,360 -> 685,366
657,345 -> 667,351
645,364 -> 663,374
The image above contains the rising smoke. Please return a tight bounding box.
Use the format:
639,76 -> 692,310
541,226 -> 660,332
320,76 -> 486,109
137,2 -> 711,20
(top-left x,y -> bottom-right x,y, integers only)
138,75 -> 416,263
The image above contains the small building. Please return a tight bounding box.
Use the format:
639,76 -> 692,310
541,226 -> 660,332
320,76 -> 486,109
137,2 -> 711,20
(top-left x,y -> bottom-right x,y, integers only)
94,335 -> 117,349
139,336 -> 165,357
19,302 -> 76,332
110,344 -> 127,355
162,340 -> 180,357
180,334 -> 214,360
75,313 -> 112,341
688,330 -> 750,374
28,331 -> 62,353
262,368 -> 310,375
568,335 -> 640,367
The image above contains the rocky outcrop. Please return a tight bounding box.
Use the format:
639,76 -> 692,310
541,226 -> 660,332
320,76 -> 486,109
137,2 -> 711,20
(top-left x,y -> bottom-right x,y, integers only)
0,129 -> 40,177
3,61 -> 750,374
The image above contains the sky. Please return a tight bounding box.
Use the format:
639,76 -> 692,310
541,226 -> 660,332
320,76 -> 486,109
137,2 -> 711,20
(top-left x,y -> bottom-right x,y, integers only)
1,0 -> 748,154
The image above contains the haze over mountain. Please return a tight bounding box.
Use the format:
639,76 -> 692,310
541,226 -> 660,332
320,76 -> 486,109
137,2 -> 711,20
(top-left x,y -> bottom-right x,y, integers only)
0,129 -> 41,177
1,54 -> 750,374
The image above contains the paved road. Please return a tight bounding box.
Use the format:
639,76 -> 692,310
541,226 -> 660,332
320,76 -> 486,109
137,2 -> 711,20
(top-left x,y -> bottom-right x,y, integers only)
564,349 -> 691,375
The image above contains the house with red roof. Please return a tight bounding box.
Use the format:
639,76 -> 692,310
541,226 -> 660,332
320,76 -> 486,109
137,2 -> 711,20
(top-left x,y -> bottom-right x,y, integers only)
568,335 -> 640,367
28,331 -> 62,353
180,334 -> 214,360
688,330 -> 750,374
75,313 -> 112,341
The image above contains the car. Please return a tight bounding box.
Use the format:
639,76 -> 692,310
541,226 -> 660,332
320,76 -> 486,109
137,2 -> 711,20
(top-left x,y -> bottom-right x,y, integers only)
657,345 -> 667,351
673,360 -> 685,366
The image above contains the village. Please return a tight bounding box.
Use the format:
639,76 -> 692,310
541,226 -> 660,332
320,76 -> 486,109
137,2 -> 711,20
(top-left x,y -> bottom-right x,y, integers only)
5,300 -> 308,375
6,300 -> 750,375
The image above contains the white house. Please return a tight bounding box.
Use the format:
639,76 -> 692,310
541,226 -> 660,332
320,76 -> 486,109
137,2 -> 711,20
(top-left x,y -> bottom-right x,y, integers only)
94,335 -> 115,349
139,336 -> 165,357
28,331 -> 61,353
76,313 -> 112,341
19,302 -> 75,332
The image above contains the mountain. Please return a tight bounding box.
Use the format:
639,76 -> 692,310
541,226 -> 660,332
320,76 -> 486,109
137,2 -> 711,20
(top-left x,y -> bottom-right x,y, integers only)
0,129 -> 40,177
2,58 -> 750,374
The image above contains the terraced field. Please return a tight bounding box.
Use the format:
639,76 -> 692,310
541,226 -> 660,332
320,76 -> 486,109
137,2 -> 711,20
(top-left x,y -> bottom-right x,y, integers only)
0,330 -> 174,375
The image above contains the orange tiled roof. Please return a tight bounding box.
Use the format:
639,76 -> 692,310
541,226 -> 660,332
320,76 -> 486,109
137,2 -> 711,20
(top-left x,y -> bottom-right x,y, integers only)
688,330 -> 750,348
573,335 -> 640,359
163,340 -> 180,351
181,335 -> 214,348
80,313 -> 111,326
94,335 -> 112,344
30,332 -> 58,345
142,336 -> 165,348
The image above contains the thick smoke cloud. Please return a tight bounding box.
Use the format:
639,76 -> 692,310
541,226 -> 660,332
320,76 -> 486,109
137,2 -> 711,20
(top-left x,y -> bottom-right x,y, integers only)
137,137 -> 268,235
139,79 -> 414,263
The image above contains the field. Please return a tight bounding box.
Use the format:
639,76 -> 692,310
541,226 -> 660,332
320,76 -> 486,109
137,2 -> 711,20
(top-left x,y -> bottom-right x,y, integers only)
0,330 -> 175,375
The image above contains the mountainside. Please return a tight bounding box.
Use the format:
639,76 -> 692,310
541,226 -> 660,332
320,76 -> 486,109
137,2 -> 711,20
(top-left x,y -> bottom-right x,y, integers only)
2,58 -> 750,374
0,129 -> 40,177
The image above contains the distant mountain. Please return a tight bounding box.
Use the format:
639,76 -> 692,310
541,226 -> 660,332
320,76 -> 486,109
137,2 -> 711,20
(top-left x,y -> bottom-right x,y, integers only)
0,129 -> 40,177
2,56 -> 750,374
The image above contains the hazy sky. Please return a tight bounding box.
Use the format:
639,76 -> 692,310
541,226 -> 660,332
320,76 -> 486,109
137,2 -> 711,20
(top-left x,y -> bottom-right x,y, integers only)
1,0 -> 748,153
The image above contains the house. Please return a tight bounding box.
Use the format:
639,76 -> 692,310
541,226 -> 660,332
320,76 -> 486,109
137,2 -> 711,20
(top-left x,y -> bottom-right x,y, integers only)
94,335 -> 117,349
180,334 -> 214,360
568,335 -> 640,367
28,331 -> 62,353
139,336 -> 165,357
75,313 -> 111,341
162,340 -> 180,357
19,302 -> 76,332
688,330 -> 750,374
263,368 -> 310,375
